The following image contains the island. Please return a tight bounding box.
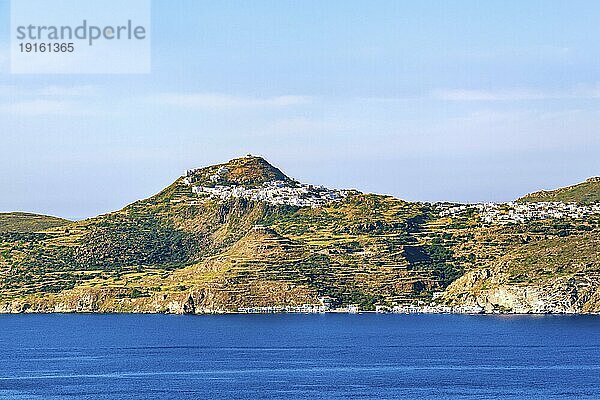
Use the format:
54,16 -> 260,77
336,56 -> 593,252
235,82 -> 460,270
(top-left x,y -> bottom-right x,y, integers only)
1,155 -> 598,314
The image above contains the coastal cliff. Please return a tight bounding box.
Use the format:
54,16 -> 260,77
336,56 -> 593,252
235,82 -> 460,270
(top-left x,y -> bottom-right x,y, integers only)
443,268 -> 600,314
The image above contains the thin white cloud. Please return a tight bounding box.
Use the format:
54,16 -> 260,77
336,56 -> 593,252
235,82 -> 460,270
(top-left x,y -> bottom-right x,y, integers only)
267,117 -> 350,134
453,45 -> 571,62
0,100 -> 104,116
0,85 -> 104,116
152,93 -> 311,109
433,89 -> 548,101
0,85 -> 99,98
433,85 -> 600,101
38,85 -> 98,97
0,100 -> 72,116
421,107 -> 600,155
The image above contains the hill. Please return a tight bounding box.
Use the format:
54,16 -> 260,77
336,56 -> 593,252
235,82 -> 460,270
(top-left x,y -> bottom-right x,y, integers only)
518,177 -> 600,204
0,156 -> 598,314
0,213 -> 71,233
184,155 -> 292,187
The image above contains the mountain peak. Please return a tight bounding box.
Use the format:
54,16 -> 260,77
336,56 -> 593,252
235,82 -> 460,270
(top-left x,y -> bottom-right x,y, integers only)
180,155 -> 354,208
184,155 -> 292,187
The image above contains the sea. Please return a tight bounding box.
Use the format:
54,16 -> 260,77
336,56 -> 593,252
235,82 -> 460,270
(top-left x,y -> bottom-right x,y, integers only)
0,314 -> 599,399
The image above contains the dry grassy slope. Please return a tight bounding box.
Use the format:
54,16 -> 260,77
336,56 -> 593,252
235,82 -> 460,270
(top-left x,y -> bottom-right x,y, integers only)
518,177 -> 600,204
0,213 -> 71,233
0,176 -> 275,300
0,190 -> 452,312
166,194 -> 455,309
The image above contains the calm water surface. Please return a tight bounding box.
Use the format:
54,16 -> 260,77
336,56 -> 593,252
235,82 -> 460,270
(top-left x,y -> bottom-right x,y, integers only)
0,314 -> 599,399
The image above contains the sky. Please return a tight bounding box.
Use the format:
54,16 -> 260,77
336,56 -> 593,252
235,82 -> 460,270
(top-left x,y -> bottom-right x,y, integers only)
1,0 -> 599,220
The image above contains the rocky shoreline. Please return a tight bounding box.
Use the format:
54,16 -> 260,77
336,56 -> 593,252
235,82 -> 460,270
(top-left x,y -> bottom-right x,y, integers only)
2,289 -> 599,315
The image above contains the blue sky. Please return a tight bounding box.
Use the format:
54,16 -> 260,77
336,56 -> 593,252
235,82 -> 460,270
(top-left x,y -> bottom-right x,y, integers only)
1,0 -> 599,219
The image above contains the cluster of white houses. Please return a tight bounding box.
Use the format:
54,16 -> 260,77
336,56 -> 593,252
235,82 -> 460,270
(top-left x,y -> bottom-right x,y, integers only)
235,303 -> 486,314
237,304 -> 361,314
437,201 -> 600,224
236,296 -> 486,315
238,305 -> 330,314
238,297 -> 359,314
378,304 -> 485,314
187,179 -> 352,208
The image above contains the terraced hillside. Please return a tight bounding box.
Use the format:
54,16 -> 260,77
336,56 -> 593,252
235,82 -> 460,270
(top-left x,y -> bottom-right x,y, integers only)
0,156 -> 598,314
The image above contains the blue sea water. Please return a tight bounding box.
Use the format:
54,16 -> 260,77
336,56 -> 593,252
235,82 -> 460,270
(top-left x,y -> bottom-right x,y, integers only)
0,314 -> 599,399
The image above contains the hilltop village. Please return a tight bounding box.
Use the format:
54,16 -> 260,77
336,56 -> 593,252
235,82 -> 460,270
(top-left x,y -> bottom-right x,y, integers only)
183,165 -> 600,224
183,165 -> 354,208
